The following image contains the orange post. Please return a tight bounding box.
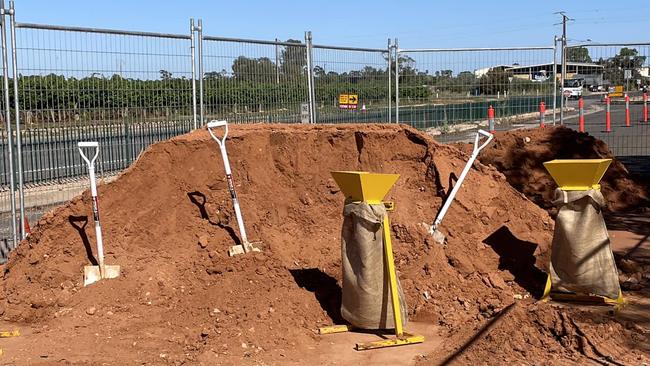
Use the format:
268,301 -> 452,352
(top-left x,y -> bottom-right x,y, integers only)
23,217 -> 31,237
625,94 -> 630,127
539,101 -> 546,128
605,95 -> 611,133
643,93 -> 648,122
578,97 -> 585,132
488,105 -> 495,133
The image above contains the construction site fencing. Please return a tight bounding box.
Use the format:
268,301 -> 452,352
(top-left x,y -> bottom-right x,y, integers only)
563,43 -> 650,176
2,0 -> 648,257
311,43 -> 391,123
396,46 -> 557,129
0,6 -> 198,248
200,33 -> 309,124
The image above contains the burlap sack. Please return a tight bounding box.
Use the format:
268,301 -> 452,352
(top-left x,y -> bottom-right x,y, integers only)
340,201 -> 408,330
549,188 -> 620,299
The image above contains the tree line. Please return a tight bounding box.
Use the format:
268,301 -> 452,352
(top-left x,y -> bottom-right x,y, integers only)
7,43 -> 641,125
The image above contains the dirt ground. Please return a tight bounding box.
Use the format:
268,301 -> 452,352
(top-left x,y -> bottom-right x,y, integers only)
0,124 -> 647,365
455,126 -> 650,215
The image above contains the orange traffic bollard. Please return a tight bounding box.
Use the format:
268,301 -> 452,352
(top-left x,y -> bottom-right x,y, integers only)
488,105 -> 495,133
539,101 -> 546,128
625,94 -> 630,127
643,93 -> 648,122
578,97 -> 585,132
605,95 -> 611,133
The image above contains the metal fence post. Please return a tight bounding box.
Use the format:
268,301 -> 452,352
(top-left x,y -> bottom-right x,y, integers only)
190,18 -> 197,129
387,38 -> 392,123
198,19 -> 204,125
9,0 -> 24,239
0,0 -> 16,245
275,38 -> 280,85
305,31 -> 315,123
552,36 -> 557,126
560,35 -> 566,125
395,38 -> 399,124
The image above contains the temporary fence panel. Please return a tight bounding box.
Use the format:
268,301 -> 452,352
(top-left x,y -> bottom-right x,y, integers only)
565,43 -> 650,176
0,20 -> 196,245
201,34 -> 310,124
311,43 -> 391,123
396,46 -> 557,129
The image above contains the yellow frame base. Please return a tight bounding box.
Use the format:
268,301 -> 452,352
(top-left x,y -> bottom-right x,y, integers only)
0,330 -> 19,338
356,333 -> 425,351
318,325 -> 424,351
541,274 -> 625,310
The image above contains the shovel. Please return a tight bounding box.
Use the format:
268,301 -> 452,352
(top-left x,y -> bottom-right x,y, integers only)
429,129 -> 493,244
207,120 -> 261,256
78,142 -> 120,286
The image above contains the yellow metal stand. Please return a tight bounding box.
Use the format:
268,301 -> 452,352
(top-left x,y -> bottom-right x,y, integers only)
319,171 -> 424,351
541,159 -> 625,309
0,330 -> 19,338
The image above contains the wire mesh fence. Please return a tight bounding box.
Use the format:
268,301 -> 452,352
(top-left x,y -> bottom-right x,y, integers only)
0,18 -> 197,247
1,0 -> 649,256
311,43 -> 391,123
201,35 -> 309,124
396,46 -> 557,130
564,43 -> 650,175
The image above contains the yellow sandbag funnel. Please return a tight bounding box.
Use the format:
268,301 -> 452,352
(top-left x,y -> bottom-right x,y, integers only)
331,171 -> 400,204
543,159 -> 612,191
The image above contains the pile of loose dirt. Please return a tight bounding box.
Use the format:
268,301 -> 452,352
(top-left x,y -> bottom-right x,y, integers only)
456,126 -> 650,215
0,124 -> 647,365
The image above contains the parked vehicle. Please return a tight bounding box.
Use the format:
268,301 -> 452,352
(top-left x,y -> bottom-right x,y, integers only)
562,79 -> 584,99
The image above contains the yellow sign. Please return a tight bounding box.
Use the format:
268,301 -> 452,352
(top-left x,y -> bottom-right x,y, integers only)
339,94 -> 359,109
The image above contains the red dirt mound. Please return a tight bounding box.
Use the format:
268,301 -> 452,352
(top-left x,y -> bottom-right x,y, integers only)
456,126 -> 650,215
0,124 -> 646,365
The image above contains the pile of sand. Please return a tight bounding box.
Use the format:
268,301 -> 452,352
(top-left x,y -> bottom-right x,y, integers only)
0,124 -> 646,365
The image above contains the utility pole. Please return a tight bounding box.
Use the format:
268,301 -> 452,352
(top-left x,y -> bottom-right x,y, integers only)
555,11 -> 572,125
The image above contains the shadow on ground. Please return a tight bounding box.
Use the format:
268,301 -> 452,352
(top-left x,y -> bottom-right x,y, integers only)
290,268 -> 344,324
484,226 -> 547,299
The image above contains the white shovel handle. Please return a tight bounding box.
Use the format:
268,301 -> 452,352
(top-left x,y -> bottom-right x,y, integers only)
207,120 -> 228,147
431,129 -> 493,232
78,141 -> 99,167
473,129 -> 494,155
78,141 -> 105,268
206,120 -> 250,247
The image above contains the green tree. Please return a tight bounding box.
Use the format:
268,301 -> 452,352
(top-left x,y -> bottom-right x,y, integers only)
159,69 -> 172,80
232,56 -> 276,82
598,47 -> 647,85
280,39 -> 306,78
478,68 -> 512,95
567,47 -> 592,63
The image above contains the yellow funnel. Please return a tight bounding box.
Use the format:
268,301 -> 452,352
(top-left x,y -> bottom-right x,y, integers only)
331,171 -> 399,204
543,159 -> 612,191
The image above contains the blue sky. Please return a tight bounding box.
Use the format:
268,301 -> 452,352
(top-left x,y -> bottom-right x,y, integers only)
15,0 -> 650,49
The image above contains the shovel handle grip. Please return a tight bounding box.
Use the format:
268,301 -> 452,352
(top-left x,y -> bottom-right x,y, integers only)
207,120 -> 228,146
473,129 -> 494,154
78,141 -> 100,167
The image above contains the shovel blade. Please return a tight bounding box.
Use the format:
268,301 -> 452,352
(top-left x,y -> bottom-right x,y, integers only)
431,229 -> 446,245
228,241 -> 262,257
104,265 -> 121,279
84,266 -> 101,286
83,264 -> 121,287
